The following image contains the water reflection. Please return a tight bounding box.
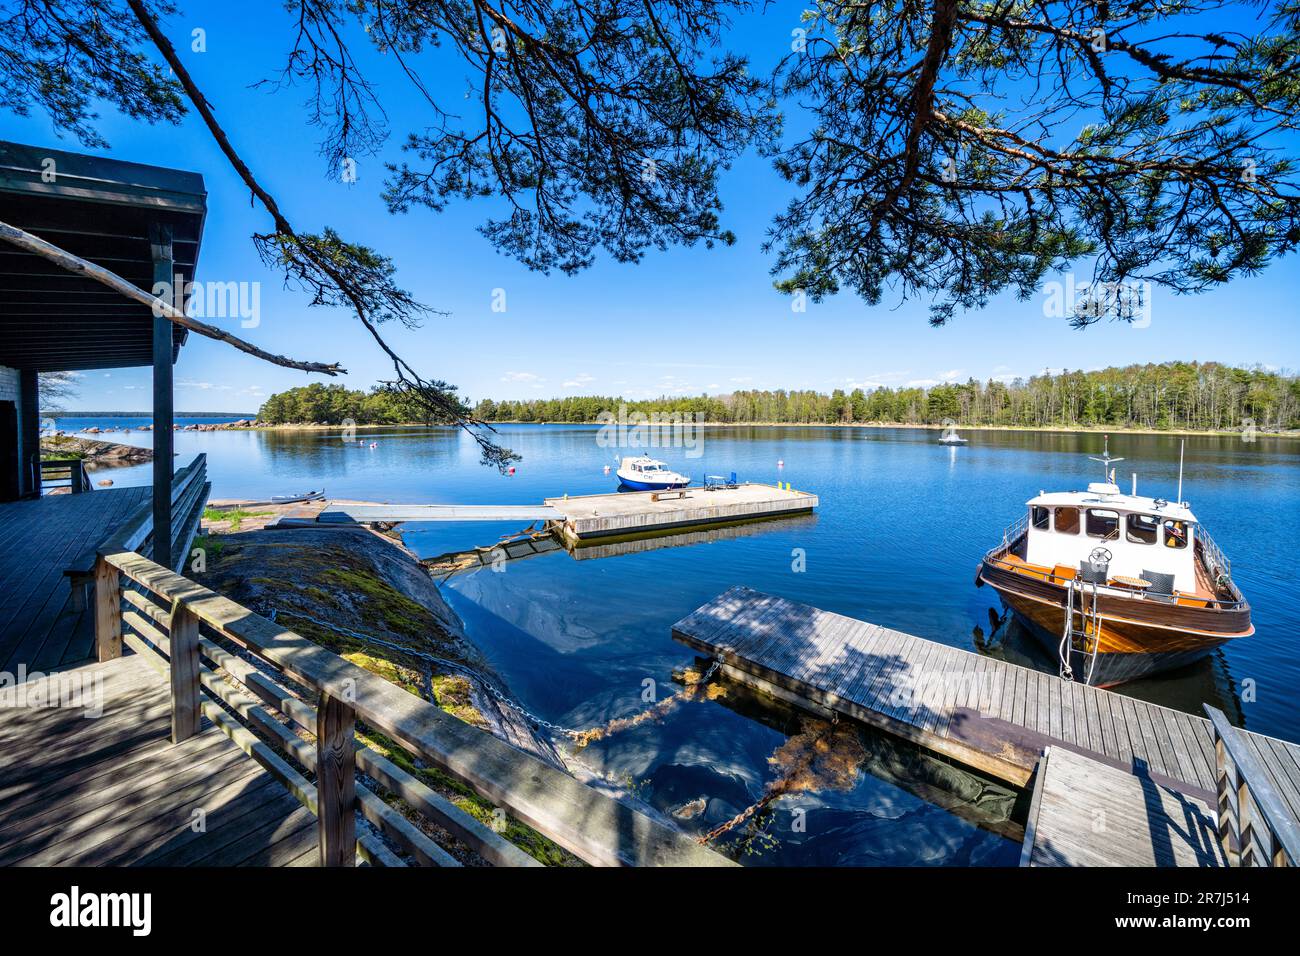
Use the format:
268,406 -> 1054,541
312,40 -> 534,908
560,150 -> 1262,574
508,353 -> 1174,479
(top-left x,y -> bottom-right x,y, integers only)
62,419 -> 1299,864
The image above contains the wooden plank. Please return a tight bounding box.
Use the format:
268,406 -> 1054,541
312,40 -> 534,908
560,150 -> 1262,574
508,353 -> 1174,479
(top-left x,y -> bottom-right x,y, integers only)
93,556 -> 122,662
128,781 -> 301,866
1026,747 -> 1224,867
316,691 -> 357,867
168,599 -> 201,742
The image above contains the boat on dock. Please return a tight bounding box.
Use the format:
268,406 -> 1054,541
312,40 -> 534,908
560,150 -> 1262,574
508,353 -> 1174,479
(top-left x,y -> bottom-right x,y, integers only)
614,455 -> 689,491
270,489 -> 325,504
976,440 -> 1252,686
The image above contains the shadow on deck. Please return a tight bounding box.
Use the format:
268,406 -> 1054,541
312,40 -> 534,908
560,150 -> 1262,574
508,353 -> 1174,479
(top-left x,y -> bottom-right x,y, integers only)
0,654 -> 318,866
0,486 -> 150,675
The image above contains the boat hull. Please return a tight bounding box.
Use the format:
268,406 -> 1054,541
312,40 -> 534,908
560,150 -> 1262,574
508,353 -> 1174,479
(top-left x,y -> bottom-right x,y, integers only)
977,558 -> 1251,686
616,475 -> 689,491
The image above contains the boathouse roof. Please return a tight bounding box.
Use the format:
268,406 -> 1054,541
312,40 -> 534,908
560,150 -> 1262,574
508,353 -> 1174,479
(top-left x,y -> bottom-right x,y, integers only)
0,140 -> 206,372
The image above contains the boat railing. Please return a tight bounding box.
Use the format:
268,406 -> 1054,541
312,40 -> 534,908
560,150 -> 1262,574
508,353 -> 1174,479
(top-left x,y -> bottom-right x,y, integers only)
1197,524 -> 1244,601
982,549 -> 1248,610
990,511 -> 1029,556
1204,705 -> 1299,866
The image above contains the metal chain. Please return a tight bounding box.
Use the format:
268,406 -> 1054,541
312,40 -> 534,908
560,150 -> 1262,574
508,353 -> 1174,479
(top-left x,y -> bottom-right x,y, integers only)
266,603 -> 724,742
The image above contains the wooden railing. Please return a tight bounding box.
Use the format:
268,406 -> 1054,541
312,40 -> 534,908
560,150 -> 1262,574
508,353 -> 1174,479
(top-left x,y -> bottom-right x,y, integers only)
101,453 -> 209,572
91,496 -> 728,868
39,457 -> 90,494
1204,705 -> 1299,866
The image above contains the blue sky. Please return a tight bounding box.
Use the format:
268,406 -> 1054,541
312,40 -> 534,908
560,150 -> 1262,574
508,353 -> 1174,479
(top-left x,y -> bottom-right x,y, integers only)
2,1 -> 1297,412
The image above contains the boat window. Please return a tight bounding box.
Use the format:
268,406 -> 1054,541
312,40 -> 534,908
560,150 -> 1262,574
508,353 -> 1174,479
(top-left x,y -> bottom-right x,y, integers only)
1031,506 -> 1050,530
1086,509 -> 1120,539
1054,507 -> 1080,534
1126,513 -> 1159,545
1163,519 -> 1189,550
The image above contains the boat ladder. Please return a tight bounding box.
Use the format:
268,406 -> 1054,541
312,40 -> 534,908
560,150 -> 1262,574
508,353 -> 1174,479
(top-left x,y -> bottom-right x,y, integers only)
1060,577 -> 1102,685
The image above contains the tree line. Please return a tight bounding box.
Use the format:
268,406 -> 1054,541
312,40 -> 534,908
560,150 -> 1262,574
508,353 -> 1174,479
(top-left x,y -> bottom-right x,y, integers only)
258,364 -> 1299,432
468,363 -> 1299,432
257,383 -> 432,425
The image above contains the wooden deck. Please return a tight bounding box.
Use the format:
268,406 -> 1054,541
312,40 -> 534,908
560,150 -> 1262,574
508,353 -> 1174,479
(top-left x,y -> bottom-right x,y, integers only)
1022,746 -> 1225,866
672,587 -> 1300,803
0,486 -> 150,674
0,654 -> 319,866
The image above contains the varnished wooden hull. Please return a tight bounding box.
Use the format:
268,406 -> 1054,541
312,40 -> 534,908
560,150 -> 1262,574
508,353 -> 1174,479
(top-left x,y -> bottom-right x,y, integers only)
977,557 -> 1252,686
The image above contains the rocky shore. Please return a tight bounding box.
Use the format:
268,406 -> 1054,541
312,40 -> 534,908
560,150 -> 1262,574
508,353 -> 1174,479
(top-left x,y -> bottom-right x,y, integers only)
41,434 -> 153,466
191,503 -> 575,864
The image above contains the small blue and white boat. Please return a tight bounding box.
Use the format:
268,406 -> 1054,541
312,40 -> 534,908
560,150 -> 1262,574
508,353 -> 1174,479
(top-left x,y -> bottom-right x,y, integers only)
615,456 -> 690,491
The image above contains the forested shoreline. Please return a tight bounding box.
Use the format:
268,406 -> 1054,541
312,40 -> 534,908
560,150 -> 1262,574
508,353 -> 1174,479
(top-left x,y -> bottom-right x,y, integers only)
257,363 -> 1299,432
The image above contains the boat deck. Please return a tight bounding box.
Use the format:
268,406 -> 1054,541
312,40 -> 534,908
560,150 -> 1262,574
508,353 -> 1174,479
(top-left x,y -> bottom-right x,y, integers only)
994,549 -> 1219,605
1022,746 -> 1224,867
0,655 -> 318,866
0,486 -> 150,674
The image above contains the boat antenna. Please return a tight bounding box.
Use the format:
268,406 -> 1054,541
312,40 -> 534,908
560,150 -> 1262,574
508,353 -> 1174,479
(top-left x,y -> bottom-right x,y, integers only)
1088,433 -> 1124,484
1177,438 -> 1185,503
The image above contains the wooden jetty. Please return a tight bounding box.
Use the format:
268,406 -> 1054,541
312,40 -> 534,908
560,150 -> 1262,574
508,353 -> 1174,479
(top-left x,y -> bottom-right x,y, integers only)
546,483 -> 816,543
674,586 -> 1300,866
1021,746 -> 1223,867
315,484 -> 818,545
318,502 -> 562,524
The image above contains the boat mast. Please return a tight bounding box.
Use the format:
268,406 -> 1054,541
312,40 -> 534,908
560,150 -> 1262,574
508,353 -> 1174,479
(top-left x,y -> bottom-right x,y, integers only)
1088,434 -> 1124,486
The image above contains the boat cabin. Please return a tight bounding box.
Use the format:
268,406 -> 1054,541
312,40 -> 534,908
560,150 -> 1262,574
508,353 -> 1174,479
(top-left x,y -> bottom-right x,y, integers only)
621,456 -> 670,474
1024,482 -> 1198,592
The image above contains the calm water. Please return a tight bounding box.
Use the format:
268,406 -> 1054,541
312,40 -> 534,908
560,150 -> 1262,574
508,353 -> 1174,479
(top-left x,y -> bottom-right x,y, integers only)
62,420 -> 1300,865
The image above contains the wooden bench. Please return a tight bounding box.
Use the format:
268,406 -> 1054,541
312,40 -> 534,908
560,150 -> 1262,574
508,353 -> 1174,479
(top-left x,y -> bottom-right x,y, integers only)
650,489 -> 688,502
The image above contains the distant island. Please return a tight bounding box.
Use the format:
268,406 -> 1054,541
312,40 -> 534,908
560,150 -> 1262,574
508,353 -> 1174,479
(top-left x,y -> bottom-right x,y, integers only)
253,362 -> 1299,434
52,411 -> 257,418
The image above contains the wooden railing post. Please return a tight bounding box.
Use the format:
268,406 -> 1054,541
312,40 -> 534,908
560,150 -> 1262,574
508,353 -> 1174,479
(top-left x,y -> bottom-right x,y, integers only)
316,690 -> 357,866
93,556 -> 123,662
168,599 -> 201,743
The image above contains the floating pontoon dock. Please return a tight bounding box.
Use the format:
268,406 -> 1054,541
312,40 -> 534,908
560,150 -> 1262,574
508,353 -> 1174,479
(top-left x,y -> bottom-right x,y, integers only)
674,586 -> 1300,866
318,503 -> 562,523
316,484 -> 818,544
546,483 -> 817,543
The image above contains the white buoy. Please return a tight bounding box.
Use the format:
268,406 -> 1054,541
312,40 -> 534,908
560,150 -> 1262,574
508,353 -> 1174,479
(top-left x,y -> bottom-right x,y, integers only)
777,459 -> 784,468
603,465 -> 610,474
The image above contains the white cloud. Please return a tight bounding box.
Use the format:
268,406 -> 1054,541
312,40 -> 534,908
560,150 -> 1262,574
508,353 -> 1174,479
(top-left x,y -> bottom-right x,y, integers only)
501,371 -> 544,384
561,372 -> 595,389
